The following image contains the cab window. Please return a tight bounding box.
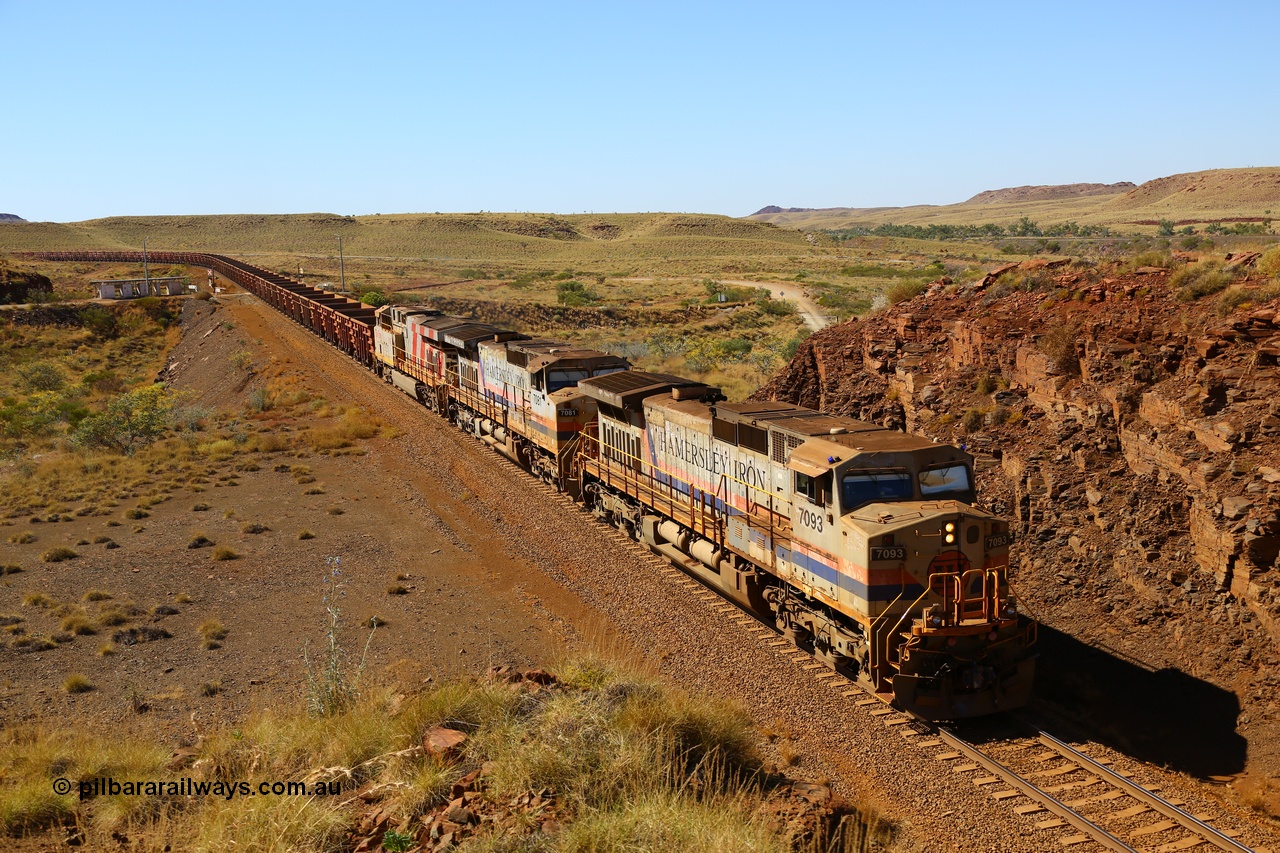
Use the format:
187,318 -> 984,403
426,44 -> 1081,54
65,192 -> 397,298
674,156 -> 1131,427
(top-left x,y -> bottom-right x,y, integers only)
919,464 -> 972,499
840,471 -> 913,512
795,471 -> 831,506
547,368 -> 590,392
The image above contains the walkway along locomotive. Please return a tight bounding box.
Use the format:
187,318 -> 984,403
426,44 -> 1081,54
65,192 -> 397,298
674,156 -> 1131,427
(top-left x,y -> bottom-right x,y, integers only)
27,251 -> 1037,720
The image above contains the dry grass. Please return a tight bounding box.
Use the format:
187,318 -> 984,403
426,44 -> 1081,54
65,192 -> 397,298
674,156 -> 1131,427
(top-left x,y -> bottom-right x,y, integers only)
199,619 -> 228,643
62,674 -> 94,694
0,654 -> 886,850
298,530 -> 315,540
211,546 -> 238,561
40,547 -> 78,563
60,614 -> 97,636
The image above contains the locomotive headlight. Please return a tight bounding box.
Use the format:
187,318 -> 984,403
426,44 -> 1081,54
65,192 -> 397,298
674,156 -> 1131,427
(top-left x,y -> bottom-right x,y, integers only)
943,522 -> 956,544
1003,597 -> 1018,618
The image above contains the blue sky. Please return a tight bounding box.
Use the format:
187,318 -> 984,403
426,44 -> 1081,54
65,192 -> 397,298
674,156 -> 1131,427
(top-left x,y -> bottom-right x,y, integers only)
3,0 -> 1277,222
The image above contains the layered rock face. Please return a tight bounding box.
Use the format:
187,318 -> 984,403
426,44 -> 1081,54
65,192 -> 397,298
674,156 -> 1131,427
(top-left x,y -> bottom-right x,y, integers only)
757,262 -> 1280,775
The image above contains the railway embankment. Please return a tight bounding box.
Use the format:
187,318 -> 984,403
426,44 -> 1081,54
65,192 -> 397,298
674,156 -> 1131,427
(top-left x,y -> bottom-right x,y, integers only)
757,254 -> 1280,813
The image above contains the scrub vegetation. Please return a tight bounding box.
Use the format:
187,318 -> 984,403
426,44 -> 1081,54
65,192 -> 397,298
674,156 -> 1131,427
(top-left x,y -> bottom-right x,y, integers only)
0,656 -> 884,852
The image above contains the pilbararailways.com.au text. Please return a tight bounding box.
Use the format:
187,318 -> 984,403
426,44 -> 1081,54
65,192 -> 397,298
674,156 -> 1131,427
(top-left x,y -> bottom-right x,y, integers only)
54,777 -> 343,800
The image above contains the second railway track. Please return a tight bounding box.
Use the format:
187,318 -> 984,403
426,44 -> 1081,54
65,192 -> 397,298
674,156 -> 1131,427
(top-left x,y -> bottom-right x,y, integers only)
929,726 -> 1265,853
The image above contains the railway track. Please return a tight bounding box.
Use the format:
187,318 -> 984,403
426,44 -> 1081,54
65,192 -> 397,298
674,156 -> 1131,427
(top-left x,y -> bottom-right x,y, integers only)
924,726 -> 1263,853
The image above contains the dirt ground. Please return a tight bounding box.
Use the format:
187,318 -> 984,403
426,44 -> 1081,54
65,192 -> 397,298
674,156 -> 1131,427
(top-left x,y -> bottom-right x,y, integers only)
0,293 -> 608,743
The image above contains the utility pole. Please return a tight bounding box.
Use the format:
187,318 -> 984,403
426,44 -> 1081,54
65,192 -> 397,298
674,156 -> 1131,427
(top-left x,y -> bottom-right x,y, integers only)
336,235 -> 346,293
142,238 -> 149,292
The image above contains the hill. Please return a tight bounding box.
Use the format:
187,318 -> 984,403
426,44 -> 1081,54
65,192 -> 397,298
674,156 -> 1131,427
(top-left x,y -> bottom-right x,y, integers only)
748,167 -> 1280,231
963,182 -> 1135,205
0,211 -> 811,275
0,213 -> 24,223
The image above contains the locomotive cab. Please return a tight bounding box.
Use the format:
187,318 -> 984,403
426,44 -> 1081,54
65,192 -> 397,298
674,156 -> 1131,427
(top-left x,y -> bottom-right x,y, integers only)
782,436 -> 1035,720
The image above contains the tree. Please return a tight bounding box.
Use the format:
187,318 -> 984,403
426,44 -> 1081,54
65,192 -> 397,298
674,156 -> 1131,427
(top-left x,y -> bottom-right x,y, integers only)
1157,220 -> 1176,236
73,385 -> 176,454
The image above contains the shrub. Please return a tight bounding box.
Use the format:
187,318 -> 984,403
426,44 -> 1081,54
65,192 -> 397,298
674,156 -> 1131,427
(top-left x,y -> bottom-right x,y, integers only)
97,610 -> 130,627
199,619 -> 228,642
1258,245 -> 1280,278
188,534 -> 215,549
8,531 -> 35,544
556,280 -> 598,306
1038,324 -> 1081,375
23,593 -> 54,608
359,290 -> 388,308
240,523 -> 269,534
975,374 -> 997,395
78,305 -> 119,339
886,280 -> 927,304
74,385 -> 178,454
61,614 -> 97,635
211,546 -> 239,561
1128,250 -> 1173,269
63,674 -> 94,694
298,530 -> 315,540
18,362 -> 65,393
962,409 -> 985,433
41,547 -> 78,563
1171,260 -> 1236,301
305,558 -> 374,716
386,585 -> 409,596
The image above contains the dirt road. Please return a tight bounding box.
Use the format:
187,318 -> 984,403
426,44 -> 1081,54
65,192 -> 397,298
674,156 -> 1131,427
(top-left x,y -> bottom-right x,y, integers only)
724,279 -> 833,331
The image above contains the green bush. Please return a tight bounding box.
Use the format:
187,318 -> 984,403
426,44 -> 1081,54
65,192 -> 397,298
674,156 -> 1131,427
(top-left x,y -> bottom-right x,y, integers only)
557,280 -> 598,307
73,385 -> 177,454
359,290 -> 388,308
78,306 -> 119,339
18,363 -> 65,393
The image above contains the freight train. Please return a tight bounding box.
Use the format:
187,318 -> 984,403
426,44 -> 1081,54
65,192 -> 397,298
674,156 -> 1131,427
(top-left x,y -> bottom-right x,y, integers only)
26,251 -> 1036,720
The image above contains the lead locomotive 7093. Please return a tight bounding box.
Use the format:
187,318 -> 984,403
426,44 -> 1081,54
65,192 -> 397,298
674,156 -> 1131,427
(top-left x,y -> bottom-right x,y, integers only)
25,251 -> 1036,720
372,304 -> 1035,720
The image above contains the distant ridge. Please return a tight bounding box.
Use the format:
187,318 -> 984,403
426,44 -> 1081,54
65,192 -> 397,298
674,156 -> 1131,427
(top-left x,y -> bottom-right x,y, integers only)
752,205 -> 816,215
963,182 -> 1135,205
0,214 -> 25,223
746,167 -> 1280,231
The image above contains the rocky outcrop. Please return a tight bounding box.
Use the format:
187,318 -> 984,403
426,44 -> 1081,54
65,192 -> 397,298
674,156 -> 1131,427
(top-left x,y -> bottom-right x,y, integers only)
757,261 -> 1280,772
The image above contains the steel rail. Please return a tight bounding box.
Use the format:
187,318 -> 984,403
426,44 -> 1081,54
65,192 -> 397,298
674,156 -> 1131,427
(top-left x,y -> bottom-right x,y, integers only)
936,728 -> 1141,853
1037,731 -> 1254,853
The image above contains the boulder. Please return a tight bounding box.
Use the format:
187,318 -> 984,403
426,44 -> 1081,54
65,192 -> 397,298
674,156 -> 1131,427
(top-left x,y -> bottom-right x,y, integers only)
422,727 -> 468,760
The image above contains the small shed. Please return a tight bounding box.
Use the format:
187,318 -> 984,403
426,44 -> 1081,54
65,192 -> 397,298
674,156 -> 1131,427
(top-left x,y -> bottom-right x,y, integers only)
92,277 -> 190,299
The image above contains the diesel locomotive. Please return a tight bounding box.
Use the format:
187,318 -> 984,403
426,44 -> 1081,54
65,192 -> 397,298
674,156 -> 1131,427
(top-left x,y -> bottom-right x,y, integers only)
25,251 -> 1036,720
